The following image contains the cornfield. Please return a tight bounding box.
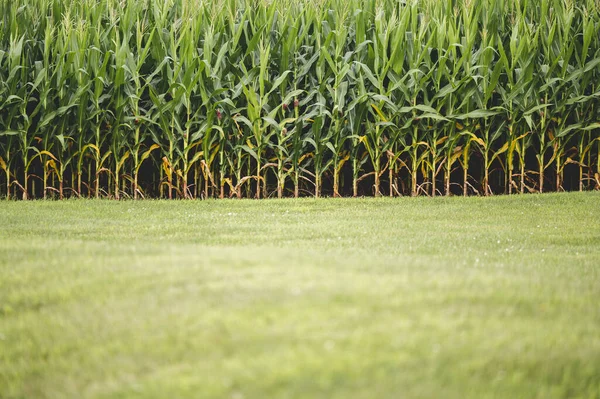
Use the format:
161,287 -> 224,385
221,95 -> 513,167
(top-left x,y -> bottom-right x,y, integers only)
1,0 -> 599,200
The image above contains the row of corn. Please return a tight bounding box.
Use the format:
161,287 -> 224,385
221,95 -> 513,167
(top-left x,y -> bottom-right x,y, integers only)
1,0 -> 599,199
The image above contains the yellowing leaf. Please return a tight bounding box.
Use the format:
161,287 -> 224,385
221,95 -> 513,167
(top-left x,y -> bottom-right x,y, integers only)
473,137 -> 485,147
371,104 -> 388,122
298,152 -> 313,163
436,136 -> 448,145
39,150 -> 58,161
117,151 -> 130,172
337,154 -> 350,170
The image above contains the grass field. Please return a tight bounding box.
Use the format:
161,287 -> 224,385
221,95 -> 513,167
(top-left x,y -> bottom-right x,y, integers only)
1,193 -> 599,399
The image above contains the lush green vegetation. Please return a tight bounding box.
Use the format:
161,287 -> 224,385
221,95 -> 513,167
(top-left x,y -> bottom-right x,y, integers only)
1,192 -> 599,398
1,0 -> 599,200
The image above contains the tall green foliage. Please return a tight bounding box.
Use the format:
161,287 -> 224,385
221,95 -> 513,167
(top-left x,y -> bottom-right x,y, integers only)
1,0 -> 599,199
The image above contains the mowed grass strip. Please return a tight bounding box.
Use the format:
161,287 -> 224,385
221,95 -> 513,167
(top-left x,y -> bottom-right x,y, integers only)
0,192 -> 599,399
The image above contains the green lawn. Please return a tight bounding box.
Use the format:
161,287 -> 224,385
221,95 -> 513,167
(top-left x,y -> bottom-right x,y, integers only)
1,193 -> 599,399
